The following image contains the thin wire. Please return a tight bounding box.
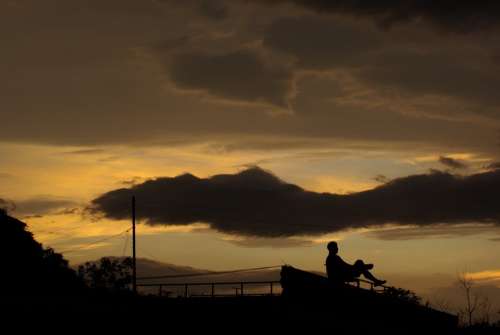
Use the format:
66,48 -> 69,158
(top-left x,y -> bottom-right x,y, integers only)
30,225 -> 85,236
136,245 -> 163,263
56,228 -> 131,254
137,265 -> 282,281
29,220 -> 94,235
121,230 -> 130,257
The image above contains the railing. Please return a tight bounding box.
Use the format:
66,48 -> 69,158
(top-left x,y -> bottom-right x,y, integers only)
137,280 -> 282,298
137,278 -> 387,298
347,278 -> 388,292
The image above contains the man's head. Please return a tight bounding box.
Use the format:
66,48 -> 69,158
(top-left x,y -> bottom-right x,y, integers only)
327,241 -> 338,254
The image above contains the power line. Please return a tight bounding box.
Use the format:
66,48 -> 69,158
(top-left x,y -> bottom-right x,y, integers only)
56,228 -> 131,254
28,218 -> 99,233
136,245 -> 162,263
137,265 -> 282,281
121,230 -> 130,257
30,224 -> 87,236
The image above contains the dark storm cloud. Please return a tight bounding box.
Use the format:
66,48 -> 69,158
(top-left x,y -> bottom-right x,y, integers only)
1,0 -> 500,153
157,0 -> 228,19
439,156 -> 468,170
167,49 -> 294,108
263,16 -> 382,70
360,49 -> 500,108
258,0 -> 500,33
90,167 -> 500,237
262,15 -> 500,117
198,0 -> 228,20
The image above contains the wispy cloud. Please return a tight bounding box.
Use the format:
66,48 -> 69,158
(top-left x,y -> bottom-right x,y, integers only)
9,196 -> 79,217
439,156 -> 468,170
365,224 -> 500,241
62,148 -> 105,155
467,270 -> 500,283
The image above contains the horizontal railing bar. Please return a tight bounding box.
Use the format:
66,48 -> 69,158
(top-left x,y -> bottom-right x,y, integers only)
138,280 -> 384,288
137,281 -> 281,287
189,294 -> 275,297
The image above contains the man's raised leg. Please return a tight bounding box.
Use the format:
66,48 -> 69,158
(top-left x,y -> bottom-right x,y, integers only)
354,260 -> 386,286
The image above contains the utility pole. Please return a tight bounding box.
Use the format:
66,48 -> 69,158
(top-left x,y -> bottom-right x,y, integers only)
132,195 -> 137,295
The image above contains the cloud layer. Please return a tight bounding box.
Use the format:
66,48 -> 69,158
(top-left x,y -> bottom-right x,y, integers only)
1,0 -> 500,156
260,0 -> 500,33
90,167 -> 500,237
167,49 -> 294,108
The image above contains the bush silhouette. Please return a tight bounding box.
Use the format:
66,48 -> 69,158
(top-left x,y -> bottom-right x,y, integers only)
78,257 -> 133,293
381,286 -> 422,305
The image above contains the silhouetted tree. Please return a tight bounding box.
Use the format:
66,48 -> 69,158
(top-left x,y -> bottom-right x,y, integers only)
0,210 -> 84,296
457,272 -> 492,327
459,272 -> 479,326
78,257 -> 132,292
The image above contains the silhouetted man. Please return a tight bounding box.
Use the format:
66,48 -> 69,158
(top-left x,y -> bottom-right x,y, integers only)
326,241 -> 386,287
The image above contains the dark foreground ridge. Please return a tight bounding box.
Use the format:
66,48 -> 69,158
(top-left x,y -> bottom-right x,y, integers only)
280,265 -> 458,334
0,210 -> 486,334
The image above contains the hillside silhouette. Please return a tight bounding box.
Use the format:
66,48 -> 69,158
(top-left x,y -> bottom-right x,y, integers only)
0,208 -> 84,296
3,210 -> 496,334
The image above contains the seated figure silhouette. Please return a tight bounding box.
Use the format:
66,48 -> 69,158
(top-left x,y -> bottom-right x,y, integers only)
326,241 -> 386,287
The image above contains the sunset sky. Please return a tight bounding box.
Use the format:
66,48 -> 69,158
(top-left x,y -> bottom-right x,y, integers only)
2,0 -> 500,312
